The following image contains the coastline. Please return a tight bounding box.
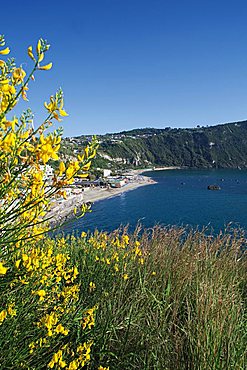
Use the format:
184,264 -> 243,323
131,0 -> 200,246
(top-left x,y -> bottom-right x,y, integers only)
48,166 -> 180,225
48,174 -> 156,225
82,175 -> 156,203
125,166 -> 181,175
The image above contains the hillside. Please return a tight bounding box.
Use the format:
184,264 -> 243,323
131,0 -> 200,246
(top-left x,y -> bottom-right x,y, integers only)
61,120 -> 247,170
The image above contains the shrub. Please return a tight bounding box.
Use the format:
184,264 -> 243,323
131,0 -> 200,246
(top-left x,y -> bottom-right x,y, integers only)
0,35 -> 99,369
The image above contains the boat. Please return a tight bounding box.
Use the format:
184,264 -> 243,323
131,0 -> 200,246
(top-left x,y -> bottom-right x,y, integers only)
207,185 -> 221,190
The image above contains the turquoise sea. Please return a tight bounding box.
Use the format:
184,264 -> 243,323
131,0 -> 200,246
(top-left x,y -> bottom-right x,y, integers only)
62,169 -> 247,234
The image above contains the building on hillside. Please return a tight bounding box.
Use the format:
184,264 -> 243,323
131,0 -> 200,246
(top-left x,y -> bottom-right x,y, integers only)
107,177 -> 128,188
103,169 -> 112,178
75,179 -> 105,188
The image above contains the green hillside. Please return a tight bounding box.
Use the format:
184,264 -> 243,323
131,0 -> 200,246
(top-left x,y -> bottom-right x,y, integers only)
62,120 -> 247,169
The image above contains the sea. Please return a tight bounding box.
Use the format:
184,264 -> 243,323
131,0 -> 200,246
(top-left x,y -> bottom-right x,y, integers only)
61,169 -> 247,235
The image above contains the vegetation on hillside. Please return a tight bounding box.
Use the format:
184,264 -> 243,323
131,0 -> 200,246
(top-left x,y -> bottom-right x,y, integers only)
62,122 -> 247,170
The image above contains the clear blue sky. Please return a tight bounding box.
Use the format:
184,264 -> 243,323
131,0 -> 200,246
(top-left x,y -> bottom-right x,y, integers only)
2,0 -> 247,136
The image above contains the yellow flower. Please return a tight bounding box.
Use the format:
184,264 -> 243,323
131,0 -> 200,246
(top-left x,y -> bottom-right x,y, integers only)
3,117 -> 17,131
67,360 -> 79,370
48,349 -> 66,368
38,52 -> 44,62
43,312 -> 58,332
123,273 -> 129,280
58,97 -> 68,117
0,262 -> 8,275
122,235 -> 129,245
7,304 -> 16,317
48,359 -> 55,368
27,46 -> 35,61
36,289 -> 46,301
21,85 -> 28,101
44,96 -> 57,113
59,360 -> 67,368
12,67 -> 26,84
0,47 -> 10,55
73,266 -> 79,279
59,161 -> 66,175
1,132 -> 16,152
81,306 -> 97,329
39,62 -> 53,70
0,310 -> 7,324
59,108 -> 68,116
98,367 -> 110,370
36,39 -> 41,54
84,146 -> 89,158
29,342 -> 35,354
38,134 -> 60,164
44,95 -> 68,121
55,324 -> 69,335
0,79 -> 9,86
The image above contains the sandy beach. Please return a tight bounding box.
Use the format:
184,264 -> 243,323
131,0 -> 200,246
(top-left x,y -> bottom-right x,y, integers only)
48,166 -> 180,225
48,174 -> 156,225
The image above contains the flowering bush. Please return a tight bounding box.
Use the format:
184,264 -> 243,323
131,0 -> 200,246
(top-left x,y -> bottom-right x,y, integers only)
0,35 -> 99,369
0,35 -> 98,248
0,35 -> 145,370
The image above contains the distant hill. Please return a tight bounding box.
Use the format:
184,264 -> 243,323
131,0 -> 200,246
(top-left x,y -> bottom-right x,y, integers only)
61,120 -> 247,170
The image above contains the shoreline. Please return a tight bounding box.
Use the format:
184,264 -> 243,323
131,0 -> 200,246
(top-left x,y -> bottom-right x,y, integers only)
82,175 -> 156,204
124,166 -> 181,175
48,166 -> 181,225
48,174 -> 157,225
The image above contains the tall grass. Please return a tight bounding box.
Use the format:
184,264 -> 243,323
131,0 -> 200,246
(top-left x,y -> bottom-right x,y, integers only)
70,226 -> 246,370
1,226 -> 246,369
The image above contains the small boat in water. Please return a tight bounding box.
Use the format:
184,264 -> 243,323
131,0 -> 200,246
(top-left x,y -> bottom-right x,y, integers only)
207,185 -> 221,190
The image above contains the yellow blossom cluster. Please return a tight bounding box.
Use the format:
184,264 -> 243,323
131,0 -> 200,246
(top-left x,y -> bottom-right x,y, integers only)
48,341 -> 93,369
37,311 -> 69,337
0,303 -> 16,325
1,234 -> 98,368
85,231 -> 145,279
81,305 -> 98,330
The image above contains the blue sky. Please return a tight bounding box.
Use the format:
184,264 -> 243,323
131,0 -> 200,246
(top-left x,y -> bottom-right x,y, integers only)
2,0 -> 247,136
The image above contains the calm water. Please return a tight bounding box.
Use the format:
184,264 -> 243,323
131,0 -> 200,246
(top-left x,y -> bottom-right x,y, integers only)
62,169 -> 247,234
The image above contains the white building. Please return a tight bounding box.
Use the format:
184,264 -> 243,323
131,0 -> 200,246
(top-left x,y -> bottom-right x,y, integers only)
103,169 -> 112,178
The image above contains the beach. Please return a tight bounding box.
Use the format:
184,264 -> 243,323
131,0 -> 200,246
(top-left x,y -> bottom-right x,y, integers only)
48,167 -> 181,225
48,173 -> 156,225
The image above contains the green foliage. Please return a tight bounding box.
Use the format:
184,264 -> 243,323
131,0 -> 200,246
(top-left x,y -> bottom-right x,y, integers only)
63,121 -> 247,170
64,228 -> 247,369
1,223 -> 247,369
